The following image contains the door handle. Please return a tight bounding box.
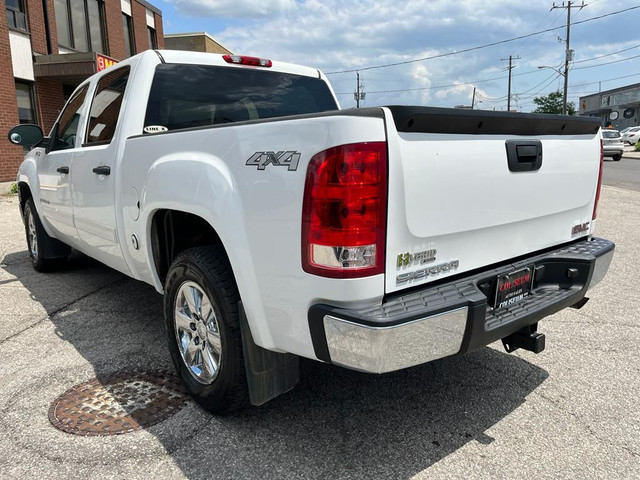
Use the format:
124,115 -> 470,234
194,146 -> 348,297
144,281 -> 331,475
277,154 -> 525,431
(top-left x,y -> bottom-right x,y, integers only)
92,165 -> 111,175
56,166 -> 69,174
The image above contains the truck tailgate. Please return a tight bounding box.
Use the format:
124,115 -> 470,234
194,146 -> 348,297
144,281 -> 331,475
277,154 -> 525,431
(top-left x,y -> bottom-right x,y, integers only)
384,106 -> 602,294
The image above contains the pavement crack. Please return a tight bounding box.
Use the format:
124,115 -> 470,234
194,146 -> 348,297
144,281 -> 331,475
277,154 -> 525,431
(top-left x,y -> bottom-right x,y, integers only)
0,277 -> 129,346
164,412 -> 214,455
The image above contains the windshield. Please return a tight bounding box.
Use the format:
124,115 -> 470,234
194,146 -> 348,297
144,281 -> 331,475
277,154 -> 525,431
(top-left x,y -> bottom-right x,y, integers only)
144,64 -> 338,132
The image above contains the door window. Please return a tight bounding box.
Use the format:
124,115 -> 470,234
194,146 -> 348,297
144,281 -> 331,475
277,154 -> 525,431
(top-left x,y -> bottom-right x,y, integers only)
85,66 -> 131,146
51,84 -> 89,151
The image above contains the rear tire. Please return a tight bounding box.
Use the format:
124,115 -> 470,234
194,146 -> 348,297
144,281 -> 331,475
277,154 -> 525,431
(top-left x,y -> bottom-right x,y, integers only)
23,198 -> 70,271
163,246 -> 249,414
613,154 -> 622,161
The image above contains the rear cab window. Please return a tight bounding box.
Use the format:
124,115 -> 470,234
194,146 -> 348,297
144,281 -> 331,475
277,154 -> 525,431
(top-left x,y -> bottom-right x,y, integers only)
602,130 -> 621,139
143,64 -> 338,132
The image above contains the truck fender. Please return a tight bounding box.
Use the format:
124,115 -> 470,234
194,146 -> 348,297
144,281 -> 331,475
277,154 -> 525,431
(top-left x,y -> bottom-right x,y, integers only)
139,154 -> 278,351
16,154 -> 47,229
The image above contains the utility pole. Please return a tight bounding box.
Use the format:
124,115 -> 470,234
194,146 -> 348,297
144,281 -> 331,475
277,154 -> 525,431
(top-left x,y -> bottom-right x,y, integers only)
354,72 -> 366,108
552,1 -> 585,114
471,87 -> 477,109
501,55 -> 520,111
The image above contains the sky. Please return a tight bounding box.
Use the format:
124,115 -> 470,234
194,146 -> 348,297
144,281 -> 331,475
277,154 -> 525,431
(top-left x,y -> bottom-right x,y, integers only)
152,0 -> 640,112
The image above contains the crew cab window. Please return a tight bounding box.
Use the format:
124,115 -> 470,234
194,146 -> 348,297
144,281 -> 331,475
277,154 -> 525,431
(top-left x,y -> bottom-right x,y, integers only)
51,84 -> 89,151
144,64 -> 338,132
85,66 -> 131,145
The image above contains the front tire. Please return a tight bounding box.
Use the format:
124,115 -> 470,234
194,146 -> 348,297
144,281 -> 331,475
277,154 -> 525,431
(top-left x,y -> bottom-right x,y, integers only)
164,246 -> 249,414
23,198 -> 69,271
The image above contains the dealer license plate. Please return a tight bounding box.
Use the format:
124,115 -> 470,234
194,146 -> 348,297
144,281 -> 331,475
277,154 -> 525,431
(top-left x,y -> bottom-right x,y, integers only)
494,265 -> 534,309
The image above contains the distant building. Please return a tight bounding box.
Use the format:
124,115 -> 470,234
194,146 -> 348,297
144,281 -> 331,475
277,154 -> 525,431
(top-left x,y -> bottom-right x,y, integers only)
164,32 -> 232,54
579,83 -> 640,130
1,0 -> 164,182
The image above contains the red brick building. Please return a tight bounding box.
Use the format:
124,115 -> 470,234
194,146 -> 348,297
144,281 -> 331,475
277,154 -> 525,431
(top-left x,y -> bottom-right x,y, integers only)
0,0 -> 164,182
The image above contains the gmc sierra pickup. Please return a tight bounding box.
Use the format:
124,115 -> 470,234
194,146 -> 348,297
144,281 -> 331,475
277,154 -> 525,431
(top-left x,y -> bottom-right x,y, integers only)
9,50 -> 614,413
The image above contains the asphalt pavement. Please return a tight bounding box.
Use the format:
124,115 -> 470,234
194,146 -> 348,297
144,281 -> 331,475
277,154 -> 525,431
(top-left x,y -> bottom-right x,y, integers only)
0,187 -> 638,479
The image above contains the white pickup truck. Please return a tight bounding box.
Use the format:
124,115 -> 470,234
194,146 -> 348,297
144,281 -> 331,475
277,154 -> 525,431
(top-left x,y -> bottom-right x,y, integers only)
9,50 -> 614,413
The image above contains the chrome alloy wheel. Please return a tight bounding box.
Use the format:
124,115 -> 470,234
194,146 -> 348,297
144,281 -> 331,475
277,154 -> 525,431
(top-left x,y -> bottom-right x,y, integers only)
174,281 -> 222,384
27,209 -> 38,259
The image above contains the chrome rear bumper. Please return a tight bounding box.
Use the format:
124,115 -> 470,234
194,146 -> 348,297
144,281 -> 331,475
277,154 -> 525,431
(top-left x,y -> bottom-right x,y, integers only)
309,237 -> 615,373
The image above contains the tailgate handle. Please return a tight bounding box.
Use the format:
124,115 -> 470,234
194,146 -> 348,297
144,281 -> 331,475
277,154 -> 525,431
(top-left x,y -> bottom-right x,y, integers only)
505,140 -> 542,172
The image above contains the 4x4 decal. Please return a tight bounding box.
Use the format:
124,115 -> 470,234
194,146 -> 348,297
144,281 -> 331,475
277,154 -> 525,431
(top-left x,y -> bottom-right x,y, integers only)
246,151 -> 301,171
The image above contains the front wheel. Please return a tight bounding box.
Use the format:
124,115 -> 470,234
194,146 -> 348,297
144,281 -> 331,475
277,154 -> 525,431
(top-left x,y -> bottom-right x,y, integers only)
23,198 -> 69,271
163,246 -> 249,414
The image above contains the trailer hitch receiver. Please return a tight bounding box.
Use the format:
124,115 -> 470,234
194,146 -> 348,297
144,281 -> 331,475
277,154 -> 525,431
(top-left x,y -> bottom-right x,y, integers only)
502,324 -> 545,354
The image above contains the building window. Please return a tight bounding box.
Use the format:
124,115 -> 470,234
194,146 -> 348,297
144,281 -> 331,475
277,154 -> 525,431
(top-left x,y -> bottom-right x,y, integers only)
54,0 -> 106,54
123,14 -> 135,57
15,82 -> 37,124
147,26 -> 157,50
6,0 -> 28,31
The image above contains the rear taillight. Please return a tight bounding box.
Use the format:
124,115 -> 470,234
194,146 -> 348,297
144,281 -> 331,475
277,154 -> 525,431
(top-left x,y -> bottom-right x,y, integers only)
222,54 -> 272,67
593,138 -> 604,220
302,142 -> 387,278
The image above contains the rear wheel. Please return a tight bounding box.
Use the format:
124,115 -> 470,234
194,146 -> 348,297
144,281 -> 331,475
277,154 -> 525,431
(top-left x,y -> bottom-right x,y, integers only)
613,153 -> 622,161
164,246 -> 249,414
23,198 -> 69,271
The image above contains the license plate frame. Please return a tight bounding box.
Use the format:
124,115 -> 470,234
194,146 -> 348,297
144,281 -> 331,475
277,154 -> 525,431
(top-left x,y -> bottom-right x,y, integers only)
493,265 -> 534,309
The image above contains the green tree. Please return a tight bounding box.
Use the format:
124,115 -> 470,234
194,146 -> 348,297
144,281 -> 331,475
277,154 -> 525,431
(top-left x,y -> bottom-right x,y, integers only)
532,90 -> 576,115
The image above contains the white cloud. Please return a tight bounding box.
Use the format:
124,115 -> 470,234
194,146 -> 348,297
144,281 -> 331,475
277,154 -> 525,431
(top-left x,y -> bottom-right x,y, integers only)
164,0 -> 640,110
168,0 -> 296,18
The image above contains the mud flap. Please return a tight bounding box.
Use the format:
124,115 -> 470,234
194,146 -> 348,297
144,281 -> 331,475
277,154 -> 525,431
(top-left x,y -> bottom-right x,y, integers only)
239,302 -> 300,406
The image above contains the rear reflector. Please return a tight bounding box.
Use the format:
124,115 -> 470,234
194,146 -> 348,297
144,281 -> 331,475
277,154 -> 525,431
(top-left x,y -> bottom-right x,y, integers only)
302,142 -> 387,278
593,138 -> 604,220
222,54 -> 272,67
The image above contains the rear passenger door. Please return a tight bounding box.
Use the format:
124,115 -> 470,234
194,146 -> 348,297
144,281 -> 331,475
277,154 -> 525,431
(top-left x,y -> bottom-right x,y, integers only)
71,66 -> 131,273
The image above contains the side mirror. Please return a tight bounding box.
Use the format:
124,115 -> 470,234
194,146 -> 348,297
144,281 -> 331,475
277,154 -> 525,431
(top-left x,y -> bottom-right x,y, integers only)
7,124 -> 44,149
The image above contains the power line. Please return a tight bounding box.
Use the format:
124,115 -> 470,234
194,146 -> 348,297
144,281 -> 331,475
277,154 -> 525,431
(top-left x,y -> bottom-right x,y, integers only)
516,72 -> 559,96
335,47 -> 640,95
334,50 -> 640,97
572,53 -> 640,70
334,74 -> 508,95
517,8 -> 561,60
516,73 -> 564,101
573,43 -> 640,63
325,5 -> 640,75
569,71 -> 640,88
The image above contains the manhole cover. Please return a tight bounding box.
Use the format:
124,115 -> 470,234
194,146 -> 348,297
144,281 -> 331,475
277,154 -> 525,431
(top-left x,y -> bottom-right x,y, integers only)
48,371 -> 188,436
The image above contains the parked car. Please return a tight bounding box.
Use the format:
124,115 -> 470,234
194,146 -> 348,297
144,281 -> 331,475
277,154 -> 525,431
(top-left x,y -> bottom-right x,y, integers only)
622,126 -> 640,145
602,129 -> 624,161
